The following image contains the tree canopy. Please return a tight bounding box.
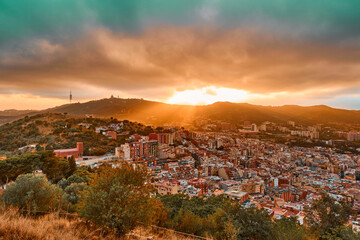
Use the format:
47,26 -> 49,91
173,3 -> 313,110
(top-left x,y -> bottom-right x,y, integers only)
78,163 -> 158,236
305,193 -> 353,238
1,174 -> 64,214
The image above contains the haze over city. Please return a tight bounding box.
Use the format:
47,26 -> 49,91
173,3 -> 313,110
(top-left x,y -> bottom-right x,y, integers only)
1,1 -> 360,110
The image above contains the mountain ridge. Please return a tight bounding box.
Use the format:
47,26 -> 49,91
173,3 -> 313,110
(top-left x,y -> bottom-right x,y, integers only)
0,98 -> 359,125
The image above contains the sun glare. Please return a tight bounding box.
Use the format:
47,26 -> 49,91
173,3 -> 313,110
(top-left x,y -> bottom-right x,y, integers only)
167,87 -> 249,105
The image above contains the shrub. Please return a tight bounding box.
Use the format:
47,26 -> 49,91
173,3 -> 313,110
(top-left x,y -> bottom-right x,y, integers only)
78,163 -> 156,236
1,174 -> 64,214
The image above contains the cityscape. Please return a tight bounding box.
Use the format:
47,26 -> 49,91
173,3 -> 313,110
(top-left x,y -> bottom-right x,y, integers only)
0,106 -> 360,239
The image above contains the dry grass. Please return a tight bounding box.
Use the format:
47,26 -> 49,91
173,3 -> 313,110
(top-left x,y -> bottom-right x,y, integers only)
129,227 -> 199,240
0,209 -> 196,240
0,209 -> 117,240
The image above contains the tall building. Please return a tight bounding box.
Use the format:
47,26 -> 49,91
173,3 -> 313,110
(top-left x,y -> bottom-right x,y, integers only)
148,133 -> 174,144
347,132 -> 360,141
117,141 -> 159,160
116,143 -> 130,160
147,141 -> 159,157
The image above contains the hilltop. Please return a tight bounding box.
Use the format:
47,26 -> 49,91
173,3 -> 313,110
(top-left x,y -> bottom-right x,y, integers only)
0,113 -> 156,153
1,98 -> 360,126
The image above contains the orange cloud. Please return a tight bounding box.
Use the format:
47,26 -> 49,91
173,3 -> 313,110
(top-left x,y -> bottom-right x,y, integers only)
0,27 -> 359,107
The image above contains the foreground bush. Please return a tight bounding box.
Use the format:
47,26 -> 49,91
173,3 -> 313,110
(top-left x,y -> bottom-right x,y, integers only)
1,174 -> 64,214
78,163 -> 157,236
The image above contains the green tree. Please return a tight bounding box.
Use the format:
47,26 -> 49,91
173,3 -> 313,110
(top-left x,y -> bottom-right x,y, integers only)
323,226 -> 360,240
40,151 -> 71,182
208,209 -> 238,240
63,182 -> 87,212
67,156 -> 77,175
58,172 -> 90,190
172,209 -> 205,236
226,205 -> 276,240
275,217 -> 308,240
159,194 -> 188,220
1,174 -> 64,214
159,194 -> 232,237
0,151 -> 72,184
78,163 -> 156,236
159,194 -> 228,221
305,193 -> 353,238
0,152 -> 42,183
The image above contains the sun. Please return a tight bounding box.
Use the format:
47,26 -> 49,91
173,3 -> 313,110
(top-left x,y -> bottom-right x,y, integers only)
167,87 -> 249,105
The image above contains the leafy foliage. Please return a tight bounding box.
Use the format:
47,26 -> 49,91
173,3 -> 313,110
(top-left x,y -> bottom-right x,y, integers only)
224,204 -> 276,240
58,170 -> 90,190
275,217 -> 308,240
159,194 -> 277,239
78,163 -> 157,236
322,226 -> 360,240
160,194 -> 229,220
1,174 -> 64,214
305,193 -> 353,238
0,151 -> 72,183
63,183 -> 87,212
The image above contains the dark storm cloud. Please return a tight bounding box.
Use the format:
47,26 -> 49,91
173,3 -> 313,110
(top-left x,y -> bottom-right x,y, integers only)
0,28 -> 359,97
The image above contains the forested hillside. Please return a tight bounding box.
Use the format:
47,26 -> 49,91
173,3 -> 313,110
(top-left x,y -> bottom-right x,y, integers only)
0,113 -> 155,155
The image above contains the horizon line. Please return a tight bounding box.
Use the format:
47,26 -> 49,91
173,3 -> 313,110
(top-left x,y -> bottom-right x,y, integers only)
0,97 -> 359,112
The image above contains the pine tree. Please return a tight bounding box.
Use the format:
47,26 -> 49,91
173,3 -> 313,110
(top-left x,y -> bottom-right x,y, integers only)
67,156 -> 77,176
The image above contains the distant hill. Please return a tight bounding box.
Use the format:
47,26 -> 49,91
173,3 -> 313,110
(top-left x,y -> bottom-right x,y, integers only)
1,98 -> 360,125
0,109 -> 35,117
44,98 -> 360,125
0,109 -> 38,125
199,102 -> 360,125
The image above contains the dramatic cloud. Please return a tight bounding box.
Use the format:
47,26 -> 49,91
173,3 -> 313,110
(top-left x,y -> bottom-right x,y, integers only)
1,28 -> 360,94
0,0 -> 360,109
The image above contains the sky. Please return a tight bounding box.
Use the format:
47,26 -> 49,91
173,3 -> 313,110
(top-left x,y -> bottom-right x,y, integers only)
0,0 -> 360,110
